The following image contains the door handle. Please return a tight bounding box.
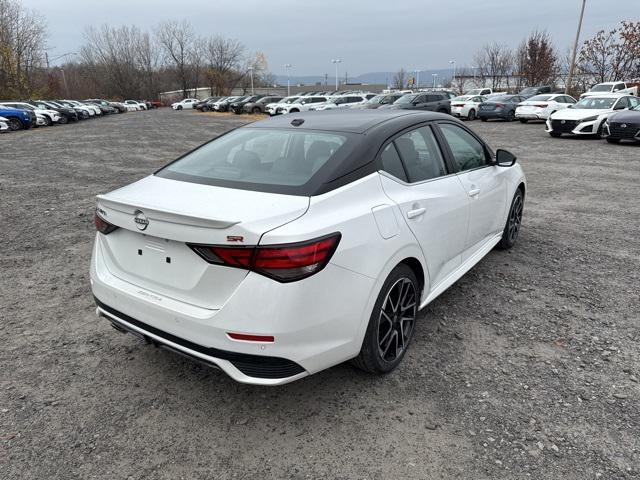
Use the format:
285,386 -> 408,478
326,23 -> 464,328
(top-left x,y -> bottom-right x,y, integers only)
468,188 -> 481,197
407,207 -> 426,219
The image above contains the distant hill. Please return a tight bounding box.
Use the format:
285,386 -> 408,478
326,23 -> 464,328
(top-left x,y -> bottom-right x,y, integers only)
274,69 -> 454,87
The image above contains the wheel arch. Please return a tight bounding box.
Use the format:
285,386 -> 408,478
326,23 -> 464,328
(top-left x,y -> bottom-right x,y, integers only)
399,257 -> 425,295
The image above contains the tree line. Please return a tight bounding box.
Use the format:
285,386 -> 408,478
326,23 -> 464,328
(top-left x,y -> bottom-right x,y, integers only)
392,22 -> 640,94
0,0 -> 273,101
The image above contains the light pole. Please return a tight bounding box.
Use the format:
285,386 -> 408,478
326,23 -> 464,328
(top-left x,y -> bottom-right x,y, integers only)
449,59 -> 456,85
247,66 -> 254,94
414,70 -> 421,89
432,73 -> 438,88
566,0 -> 587,94
331,59 -> 342,91
283,64 -> 292,96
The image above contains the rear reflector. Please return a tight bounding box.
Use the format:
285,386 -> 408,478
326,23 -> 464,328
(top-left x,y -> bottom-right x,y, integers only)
95,211 -> 119,234
188,233 -> 341,282
227,333 -> 275,342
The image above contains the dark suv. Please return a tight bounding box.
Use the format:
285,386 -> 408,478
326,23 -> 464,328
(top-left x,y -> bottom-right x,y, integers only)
390,92 -> 451,114
229,95 -> 265,114
243,96 -> 284,114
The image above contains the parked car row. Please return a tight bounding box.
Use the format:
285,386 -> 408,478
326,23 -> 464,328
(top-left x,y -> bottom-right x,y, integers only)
0,98 -> 155,133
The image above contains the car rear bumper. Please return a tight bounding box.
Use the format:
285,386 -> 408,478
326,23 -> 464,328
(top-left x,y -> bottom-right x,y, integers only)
90,234 -> 376,385
515,112 -> 546,120
478,110 -> 507,119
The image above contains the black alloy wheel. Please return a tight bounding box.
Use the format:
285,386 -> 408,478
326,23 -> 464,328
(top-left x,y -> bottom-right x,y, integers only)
498,189 -> 524,249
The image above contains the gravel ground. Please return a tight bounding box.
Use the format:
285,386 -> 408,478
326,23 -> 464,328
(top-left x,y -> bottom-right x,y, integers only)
1,108 -> 639,479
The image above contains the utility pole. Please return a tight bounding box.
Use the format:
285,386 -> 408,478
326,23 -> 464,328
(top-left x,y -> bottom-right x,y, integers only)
565,0 -> 587,95
284,64 -> 292,96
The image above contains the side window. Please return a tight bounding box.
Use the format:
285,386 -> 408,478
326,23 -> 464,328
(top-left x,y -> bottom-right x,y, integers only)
614,97 -> 628,109
629,97 -> 640,108
614,83 -> 625,91
380,143 -> 408,182
439,123 -> 488,172
426,95 -> 440,103
393,126 -> 447,182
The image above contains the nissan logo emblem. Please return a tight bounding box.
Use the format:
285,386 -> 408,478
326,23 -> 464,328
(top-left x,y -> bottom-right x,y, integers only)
621,124 -> 627,128
134,210 -> 149,231
561,120 -> 566,124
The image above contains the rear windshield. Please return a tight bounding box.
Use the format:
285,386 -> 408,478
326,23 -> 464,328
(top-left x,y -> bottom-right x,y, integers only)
156,128 -> 354,191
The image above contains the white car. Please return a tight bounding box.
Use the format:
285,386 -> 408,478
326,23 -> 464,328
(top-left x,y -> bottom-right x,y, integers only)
124,100 -> 146,111
465,88 -> 495,96
450,95 -> 487,120
65,100 -> 100,116
278,96 -> 332,114
580,81 -> 639,99
91,110 -> 526,385
0,116 -> 9,132
546,94 -> 637,137
0,101 -> 61,126
311,94 -> 376,111
515,94 -> 577,122
265,96 -> 300,116
171,98 -> 199,110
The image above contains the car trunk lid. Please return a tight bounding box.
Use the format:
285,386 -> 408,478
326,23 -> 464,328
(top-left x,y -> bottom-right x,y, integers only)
96,175 -> 309,309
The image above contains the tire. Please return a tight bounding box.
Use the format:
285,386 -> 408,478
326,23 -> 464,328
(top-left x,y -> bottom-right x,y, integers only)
44,116 -> 53,126
498,188 -> 524,250
595,122 -> 605,138
437,108 -> 448,114
549,131 -> 561,138
252,107 -> 261,114
289,108 -> 299,113
177,105 -> 183,110
506,110 -> 515,122
606,138 -> 620,144
202,106 -> 210,112
467,109 -> 476,121
8,118 -> 23,130
519,118 -> 528,124
480,117 -> 487,122
58,116 -> 68,125
352,264 -> 419,374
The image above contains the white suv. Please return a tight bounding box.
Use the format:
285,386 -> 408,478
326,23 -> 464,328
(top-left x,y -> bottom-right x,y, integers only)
311,94 -> 376,111
171,98 -> 199,110
279,96 -> 332,114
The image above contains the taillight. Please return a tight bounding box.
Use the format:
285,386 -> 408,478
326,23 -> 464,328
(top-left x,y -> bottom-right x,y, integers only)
94,211 -> 118,234
452,104 -> 464,107
533,103 -> 548,108
495,103 -> 504,108
188,233 -> 341,282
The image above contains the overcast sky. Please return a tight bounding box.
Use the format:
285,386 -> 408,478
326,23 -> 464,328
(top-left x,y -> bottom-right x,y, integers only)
23,0 -> 633,75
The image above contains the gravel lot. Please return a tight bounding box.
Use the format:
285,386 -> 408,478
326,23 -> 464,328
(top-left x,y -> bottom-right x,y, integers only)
1,108 -> 639,479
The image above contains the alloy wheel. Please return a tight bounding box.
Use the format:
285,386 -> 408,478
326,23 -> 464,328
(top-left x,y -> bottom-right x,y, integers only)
508,194 -> 523,243
377,277 -> 417,363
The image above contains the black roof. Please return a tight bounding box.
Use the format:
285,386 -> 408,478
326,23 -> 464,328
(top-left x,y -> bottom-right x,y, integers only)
248,109 -> 453,134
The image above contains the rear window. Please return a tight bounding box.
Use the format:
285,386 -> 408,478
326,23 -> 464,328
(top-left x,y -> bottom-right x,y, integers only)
157,128 -> 353,190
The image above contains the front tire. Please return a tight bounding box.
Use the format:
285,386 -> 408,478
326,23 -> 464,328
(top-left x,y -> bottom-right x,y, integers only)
177,105 -> 183,110
549,131 -> 561,137
519,118 -> 528,124
498,188 -> 524,250
252,107 -> 261,114
8,118 -> 23,130
606,138 -> 620,144
352,264 -> 419,374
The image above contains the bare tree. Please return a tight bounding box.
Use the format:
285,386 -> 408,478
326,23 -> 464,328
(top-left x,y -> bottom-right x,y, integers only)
392,68 -> 406,89
515,30 -> 558,88
156,20 -> 195,98
473,43 -> 513,90
204,35 -> 245,95
0,0 -> 48,99
579,29 -> 617,83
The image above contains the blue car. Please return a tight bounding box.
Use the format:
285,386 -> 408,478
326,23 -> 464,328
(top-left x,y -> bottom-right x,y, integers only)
479,95 -> 526,122
0,106 -> 36,130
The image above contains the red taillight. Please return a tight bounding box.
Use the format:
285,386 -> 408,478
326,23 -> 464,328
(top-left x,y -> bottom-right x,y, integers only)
227,332 -> 275,342
533,103 -> 548,108
495,103 -> 504,108
452,104 -> 464,107
94,211 -> 118,234
188,233 -> 341,282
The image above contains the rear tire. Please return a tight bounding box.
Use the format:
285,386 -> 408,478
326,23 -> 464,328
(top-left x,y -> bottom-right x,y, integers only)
480,117 -> 487,122
352,264 -> 419,374
202,106 -> 210,112
58,116 -> 68,125
252,107 -> 261,114
506,110 -> 515,122
519,118 -> 528,124
467,109 -> 476,121
498,188 -> 524,250
8,118 -> 22,130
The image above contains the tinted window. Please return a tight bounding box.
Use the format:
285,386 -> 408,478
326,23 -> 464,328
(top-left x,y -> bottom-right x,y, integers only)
439,123 -> 487,172
426,95 -> 441,102
158,128 -> 350,188
614,83 -> 625,91
393,126 -> 446,182
614,97 -> 629,109
380,143 -> 408,181
629,97 -> 640,108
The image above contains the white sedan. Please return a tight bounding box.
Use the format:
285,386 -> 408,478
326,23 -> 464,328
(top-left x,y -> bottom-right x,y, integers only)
171,98 -> 199,110
311,94 -> 375,111
91,110 -> 525,385
546,95 -> 637,137
451,95 -> 486,120
515,94 -> 576,122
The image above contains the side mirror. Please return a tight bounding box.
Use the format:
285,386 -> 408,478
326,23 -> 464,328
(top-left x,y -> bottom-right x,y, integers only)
495,149 -> 517,167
